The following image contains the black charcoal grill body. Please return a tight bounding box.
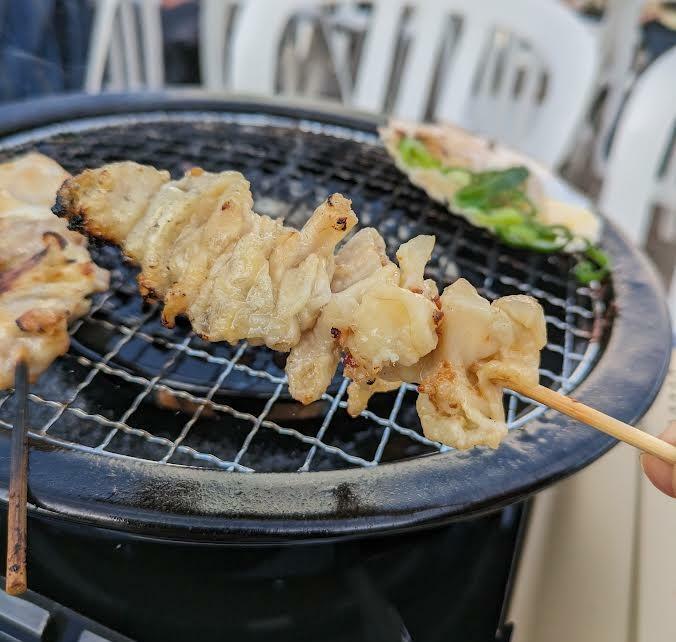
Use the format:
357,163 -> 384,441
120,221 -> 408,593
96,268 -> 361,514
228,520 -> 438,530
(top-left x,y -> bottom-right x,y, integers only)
0,93 -> 670,642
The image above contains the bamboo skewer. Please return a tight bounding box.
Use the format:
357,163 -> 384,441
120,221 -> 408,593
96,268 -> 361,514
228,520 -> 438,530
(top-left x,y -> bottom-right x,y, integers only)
6,359 -> 29,596
509,382 -> 676,465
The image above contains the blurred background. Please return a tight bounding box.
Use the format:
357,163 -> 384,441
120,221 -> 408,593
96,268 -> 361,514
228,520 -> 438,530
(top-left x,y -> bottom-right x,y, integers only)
2,0 -> 673,301
0,1 -> 675,641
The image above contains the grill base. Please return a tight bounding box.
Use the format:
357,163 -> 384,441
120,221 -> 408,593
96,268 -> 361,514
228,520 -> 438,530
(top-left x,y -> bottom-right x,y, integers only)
8,503 -> 527,642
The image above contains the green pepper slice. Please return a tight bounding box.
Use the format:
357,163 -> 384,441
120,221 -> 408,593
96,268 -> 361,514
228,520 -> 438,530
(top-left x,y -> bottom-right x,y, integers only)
398,137 -> 442,169
454,166 -> 530,210
573,245 -> 611,284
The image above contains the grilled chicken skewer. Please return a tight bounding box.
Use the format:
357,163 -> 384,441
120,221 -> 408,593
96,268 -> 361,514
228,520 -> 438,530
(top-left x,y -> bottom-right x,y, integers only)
55,161 -> 547,450
56,162 -> 357,351
0,154 -> 109,388
54,161 -> 676,463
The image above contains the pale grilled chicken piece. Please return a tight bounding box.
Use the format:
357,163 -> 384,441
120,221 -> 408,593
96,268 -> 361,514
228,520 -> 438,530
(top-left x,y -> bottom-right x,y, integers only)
127,169 -> 253,308
396,234 -> 439,300
266,193 -> 356,343
410,279 -> 546,449
56,163 -> 356,351
0,152 -> 71,206
331,227 -> 390,293
0,309 -> 70,391
341,284 -> 439,384
162,171 -> 254,326
161,189 -> 353,350
0,155 -> 109,388
287,235 -> 441,405
340,282 -> 439,384
346,378 -> 401,417
286,263 -> 400,404
0,191 -> 106,280
189,213 -> 289,345
286,229 -> 396,403
1,233 -> 105,380
339,235 -> 440,413
341,278 -> 545,450
54,161 -> 171,244
0,224 -> 107,320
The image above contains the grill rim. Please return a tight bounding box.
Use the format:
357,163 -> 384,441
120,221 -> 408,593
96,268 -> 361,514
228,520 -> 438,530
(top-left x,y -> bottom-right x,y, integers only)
0,91 -> 670,543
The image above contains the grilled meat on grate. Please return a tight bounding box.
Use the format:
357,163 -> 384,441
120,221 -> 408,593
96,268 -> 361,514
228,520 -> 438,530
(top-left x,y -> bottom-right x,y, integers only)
0,153 -> 109,388
55,161 -> 546,450
56,161 -> 357,351
380,120 -> 601,253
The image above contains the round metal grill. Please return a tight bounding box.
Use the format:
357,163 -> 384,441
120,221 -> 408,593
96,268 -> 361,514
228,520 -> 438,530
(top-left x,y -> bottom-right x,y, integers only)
0,110 -> 608,474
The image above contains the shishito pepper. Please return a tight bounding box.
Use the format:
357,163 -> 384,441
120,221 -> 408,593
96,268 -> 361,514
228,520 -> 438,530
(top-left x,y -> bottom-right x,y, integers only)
454,166 -> 530,210
398,137 -> 442,170
573,244 -> 611,284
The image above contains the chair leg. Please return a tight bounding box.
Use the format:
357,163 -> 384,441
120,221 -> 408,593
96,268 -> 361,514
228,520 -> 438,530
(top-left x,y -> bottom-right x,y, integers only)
139,0 -> 164,89
108,17 -> 126,91
199,0 -> 229,90
119,0 -> 141,89
319,15 -> 353,103
84,0 -> 120,92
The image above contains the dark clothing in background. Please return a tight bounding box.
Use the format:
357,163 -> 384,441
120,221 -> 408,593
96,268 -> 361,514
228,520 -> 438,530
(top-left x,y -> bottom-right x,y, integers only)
642,19 -> 676,61
0,0 -> 91,101
162,1 -> 200,85
0,0 -> 200,102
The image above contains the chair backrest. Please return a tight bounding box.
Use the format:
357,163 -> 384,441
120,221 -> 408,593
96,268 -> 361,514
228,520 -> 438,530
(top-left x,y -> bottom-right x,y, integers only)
229,0 -> 598,167
599,45 -> 676,317
199,0 -> 239,90
591,0 -> 644,175
85,0 -> 164,93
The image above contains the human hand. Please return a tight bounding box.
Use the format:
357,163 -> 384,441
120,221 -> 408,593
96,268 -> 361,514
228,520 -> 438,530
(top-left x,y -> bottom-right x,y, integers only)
641,421 -> 676,497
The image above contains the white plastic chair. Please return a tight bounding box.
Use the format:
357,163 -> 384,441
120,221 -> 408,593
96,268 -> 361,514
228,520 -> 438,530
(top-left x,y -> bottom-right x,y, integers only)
565,0 -> 645,179
199,0 -> 237,90
85,0 -> 164,92
599,45 -> 676,318
200,2 -> 366,96
591,0 -> 645,175
227,0 -> 599,167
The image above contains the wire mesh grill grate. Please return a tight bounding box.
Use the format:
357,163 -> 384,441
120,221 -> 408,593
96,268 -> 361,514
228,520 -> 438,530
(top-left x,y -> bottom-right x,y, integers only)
0,112 -> 609,473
